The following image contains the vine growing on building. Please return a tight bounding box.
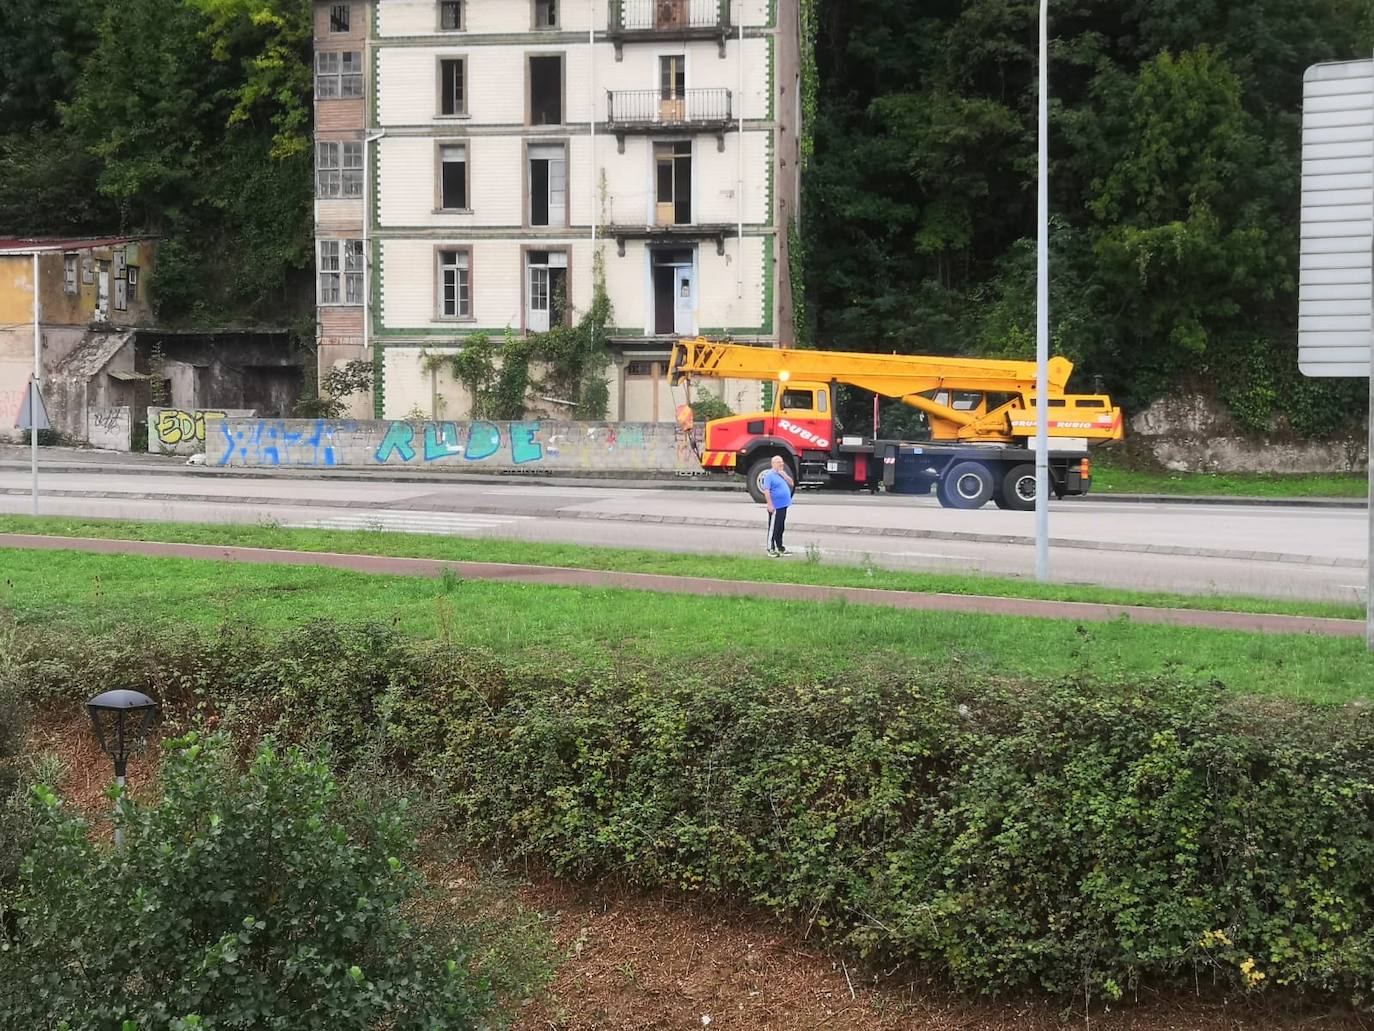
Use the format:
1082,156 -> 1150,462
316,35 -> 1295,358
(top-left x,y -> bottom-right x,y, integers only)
148,341 -> 168,406
428,252 -> 613,421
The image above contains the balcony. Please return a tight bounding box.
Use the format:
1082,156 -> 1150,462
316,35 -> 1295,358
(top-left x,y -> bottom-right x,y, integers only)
606,89 -> 735,151
606,223 -> 737,256
608,0 -> 731,57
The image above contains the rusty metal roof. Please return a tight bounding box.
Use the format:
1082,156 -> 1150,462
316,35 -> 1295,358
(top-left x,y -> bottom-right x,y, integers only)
0,236 -> 154,253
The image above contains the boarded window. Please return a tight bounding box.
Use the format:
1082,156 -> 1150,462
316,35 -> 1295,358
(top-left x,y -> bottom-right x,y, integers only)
127,266 -> 139,303
63,254 -> 77,295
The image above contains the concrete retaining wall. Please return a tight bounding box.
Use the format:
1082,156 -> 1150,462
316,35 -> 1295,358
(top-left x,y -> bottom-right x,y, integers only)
210,418 -> 704,473
87,406 -> 132,451
149,407 -> 257,455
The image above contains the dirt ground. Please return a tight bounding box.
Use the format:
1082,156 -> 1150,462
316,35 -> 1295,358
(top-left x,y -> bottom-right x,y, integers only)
26,710 -> 1374,1031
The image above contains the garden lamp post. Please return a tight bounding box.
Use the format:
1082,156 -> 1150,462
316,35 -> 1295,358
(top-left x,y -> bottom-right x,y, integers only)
85,690 -> 158,848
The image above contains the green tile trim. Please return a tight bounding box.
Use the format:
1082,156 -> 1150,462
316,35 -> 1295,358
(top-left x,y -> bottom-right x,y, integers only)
761,233 -> 774,337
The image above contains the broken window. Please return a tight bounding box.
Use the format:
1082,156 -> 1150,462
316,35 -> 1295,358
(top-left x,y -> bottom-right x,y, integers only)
527,142 -> 567,227
127,266 -> 139,303
440,144 -> 468,209
63,254 -> 77,295
440,58 -> 466,116
319,239 -> 363,305
82,257 -> 93,284
316,142 -> 363,198
654,141 -> 692,225
529,56 -> 562,126
534,0 -> 557,28
439,0 -> 463,30
439,249 -> 471,318
330,4 -> 350,32
316,52 -> 363,99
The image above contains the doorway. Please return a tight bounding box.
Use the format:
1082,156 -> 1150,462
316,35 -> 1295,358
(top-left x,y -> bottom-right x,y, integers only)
654,141 -> 692,225
651,248 -> 693,336
527,250 -> 568,333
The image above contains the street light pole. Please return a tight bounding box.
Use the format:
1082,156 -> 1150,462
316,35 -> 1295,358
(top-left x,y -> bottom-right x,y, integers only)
1034,0 -> 1051,583
86,690 -> 159,849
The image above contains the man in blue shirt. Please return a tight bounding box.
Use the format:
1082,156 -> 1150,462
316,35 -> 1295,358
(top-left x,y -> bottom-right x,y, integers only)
762,455 -> 794,556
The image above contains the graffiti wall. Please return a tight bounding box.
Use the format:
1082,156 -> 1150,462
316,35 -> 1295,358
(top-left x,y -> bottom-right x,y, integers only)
211,418 -> 705,473
88,406 -> 132,451
148,407 -> 256,455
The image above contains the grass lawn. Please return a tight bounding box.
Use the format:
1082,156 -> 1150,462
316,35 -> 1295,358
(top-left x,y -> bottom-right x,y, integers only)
1092,458 -> 1367,499
0,515 -> 1362,621
2,546 -> 1372,705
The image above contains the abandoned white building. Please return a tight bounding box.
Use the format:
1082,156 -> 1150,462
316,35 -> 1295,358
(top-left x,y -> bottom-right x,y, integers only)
313,0 -> 802,423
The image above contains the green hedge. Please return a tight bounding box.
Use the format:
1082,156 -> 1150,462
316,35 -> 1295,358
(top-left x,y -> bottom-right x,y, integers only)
10,620 -> 1374,1000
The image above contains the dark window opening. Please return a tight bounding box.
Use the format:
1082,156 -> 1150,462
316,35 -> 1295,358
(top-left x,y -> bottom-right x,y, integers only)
530,161 -> 549,225
529,56 -> 562,126
440,59 -> 465,115
330,4 -> 350,32
654,141 -> 692,225
441,145 -> 467,209
440,0 -> 462,30
534,0 -> 557,28
781,390 -> 815,411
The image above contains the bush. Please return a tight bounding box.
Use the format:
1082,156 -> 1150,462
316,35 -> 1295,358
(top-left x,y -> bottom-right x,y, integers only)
0,732 -> 494,1030
8,620 -> 1374,1001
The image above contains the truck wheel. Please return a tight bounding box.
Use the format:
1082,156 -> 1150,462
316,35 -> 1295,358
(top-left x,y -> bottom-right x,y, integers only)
745,458 -> 774,505
940,461 -> 995,509
994,464 -> 1037,512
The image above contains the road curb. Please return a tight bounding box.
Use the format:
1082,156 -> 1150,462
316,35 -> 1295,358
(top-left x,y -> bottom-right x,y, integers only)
0,533 -> 1361,638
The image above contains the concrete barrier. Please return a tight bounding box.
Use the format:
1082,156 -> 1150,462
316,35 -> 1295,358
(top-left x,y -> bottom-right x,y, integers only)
210,418 -> 706,474
149,407 -> 257,455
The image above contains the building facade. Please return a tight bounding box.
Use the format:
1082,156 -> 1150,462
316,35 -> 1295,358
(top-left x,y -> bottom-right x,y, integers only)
313,0 -> 801,423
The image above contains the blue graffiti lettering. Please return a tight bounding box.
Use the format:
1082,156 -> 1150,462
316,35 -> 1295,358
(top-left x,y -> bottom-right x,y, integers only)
424,422 -> 464,462
465,421 -> 500,461
375,422 -> 416,463
509,422 -> 543,464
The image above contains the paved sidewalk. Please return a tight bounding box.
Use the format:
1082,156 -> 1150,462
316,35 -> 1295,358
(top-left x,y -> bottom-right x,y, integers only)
1,533 -> 1362,638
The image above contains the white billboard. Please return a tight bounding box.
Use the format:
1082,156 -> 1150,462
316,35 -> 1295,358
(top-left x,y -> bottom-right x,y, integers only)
1300,59 -> 1373,378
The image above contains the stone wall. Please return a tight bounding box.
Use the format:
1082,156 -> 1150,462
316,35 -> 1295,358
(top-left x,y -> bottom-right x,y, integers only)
209,417 -> 704,474
1128,394 -> 1366,473
149,407 -> 257,455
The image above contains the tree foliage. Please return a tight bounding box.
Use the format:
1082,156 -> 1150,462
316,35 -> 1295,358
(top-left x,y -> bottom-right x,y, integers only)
808,0 -> 1373,433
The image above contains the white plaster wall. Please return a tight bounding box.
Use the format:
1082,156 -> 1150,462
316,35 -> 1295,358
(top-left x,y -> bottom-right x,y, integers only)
377,0 -> 772,38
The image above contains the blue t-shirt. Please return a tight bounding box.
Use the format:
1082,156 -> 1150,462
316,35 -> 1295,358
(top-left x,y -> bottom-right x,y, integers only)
762,470 -> 793,509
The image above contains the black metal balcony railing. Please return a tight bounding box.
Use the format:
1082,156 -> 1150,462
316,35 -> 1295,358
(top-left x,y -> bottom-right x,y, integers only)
609,0 -> 727,33
607,89 -> 732,126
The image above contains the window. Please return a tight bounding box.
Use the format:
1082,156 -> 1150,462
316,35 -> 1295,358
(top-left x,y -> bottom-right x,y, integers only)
528,142 -> 566,227
316,141 -> 362,198
534,0 -> 557,28
439,144 -> 468,210
316,52 -> 363,99
329,3 -> 350,32
439,58 -> 466,116
526,250 -> 568,332
319,239 -> 363,305
780,389 -> 814,412
82,257 -> 93,284
439,0 -> 463,29
529,55 -> 562,126
626,360 -> 669,377
438,249 -> 471,318
127,266 -> 139,303
64,254 -> 77,295
660,55 -> 685,100
654,141 -> 692,225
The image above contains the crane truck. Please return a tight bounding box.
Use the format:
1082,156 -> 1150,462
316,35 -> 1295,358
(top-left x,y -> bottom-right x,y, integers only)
668,338 -> 1124,510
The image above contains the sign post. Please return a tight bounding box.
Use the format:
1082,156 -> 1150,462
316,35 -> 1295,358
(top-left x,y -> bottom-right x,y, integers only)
1300,58 -> 1374,647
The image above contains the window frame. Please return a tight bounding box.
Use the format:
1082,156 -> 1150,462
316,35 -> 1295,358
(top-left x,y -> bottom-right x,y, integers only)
438,0 -> 464,31
63,254 -> 77,295
437,56 -> 468,118
435,245 -> 474,321
316,141 -> 363,199
318,239 -> 364,307
127,265 -> 139,303
525,139 -> 569,229
435,140 -> 471,212
329,3 -> 351,33
316,51 -> 363,100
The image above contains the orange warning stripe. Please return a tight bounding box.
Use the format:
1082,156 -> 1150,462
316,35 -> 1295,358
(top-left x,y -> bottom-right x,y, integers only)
701,451 -> 736,469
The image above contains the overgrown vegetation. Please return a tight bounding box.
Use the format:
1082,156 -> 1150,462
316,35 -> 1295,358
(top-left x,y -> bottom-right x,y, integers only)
809,0 -> 1371,435
7,619 -> 1374,1003
0,732 -> 508,1028
427,257 -> 613,420
295,358 -> 374,419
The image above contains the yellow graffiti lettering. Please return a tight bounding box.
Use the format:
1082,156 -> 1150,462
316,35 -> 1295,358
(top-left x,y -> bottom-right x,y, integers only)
156,409 -> 229,447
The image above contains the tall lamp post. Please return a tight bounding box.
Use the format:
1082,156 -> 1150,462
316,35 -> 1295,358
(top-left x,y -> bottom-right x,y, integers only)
86,690 -> 158,849
1034,0 -> 1051,582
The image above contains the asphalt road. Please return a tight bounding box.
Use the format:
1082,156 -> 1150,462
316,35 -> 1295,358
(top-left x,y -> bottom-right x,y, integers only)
0,453 -> 1364,604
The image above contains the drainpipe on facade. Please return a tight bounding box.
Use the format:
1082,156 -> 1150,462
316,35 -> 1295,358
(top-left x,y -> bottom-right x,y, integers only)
590,0 -> 597,252
363,128 -> 386,395
31,250 -> 40,514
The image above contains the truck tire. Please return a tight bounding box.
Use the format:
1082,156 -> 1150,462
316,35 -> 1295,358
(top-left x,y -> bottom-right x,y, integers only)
994,463 -> 1037,511
939,461 -> 995,509
745,458 -> 774,505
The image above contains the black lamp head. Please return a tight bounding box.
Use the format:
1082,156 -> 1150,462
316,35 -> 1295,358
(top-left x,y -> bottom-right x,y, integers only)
86,690 -> 159,777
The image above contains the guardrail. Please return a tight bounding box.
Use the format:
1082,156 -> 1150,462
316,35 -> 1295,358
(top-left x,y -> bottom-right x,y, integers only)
609,0 -> 726,31
607,88 -> 733,125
